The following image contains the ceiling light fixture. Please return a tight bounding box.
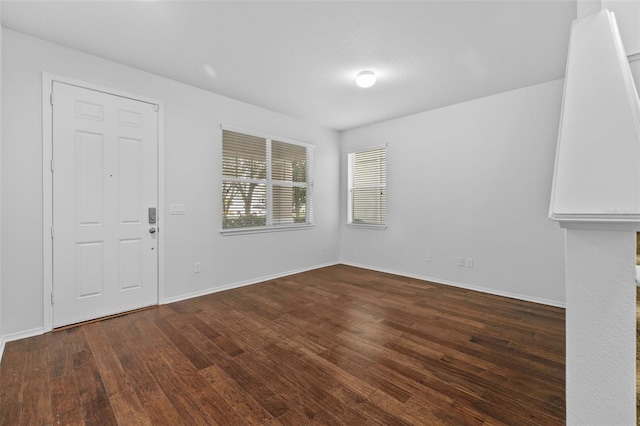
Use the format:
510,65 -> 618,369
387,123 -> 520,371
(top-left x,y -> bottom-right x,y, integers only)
356,71 -> 376,88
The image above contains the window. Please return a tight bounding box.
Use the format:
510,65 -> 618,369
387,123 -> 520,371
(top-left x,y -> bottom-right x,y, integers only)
222,127 -> 313,233
348,147 -> 386,227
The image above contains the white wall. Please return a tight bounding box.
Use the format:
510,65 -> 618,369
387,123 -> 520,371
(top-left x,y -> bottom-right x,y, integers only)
340,79 -> 566,305
0,7 -> 3,360
0,29 -> 340,338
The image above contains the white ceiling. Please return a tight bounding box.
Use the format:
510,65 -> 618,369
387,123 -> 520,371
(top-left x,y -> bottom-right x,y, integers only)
1,1 -> 576,131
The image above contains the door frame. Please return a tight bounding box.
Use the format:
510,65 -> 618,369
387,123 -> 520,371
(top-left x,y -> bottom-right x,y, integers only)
42,73 -> 165,332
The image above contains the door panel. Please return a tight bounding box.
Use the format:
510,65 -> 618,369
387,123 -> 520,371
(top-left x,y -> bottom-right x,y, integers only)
118,238 -> 143,291
52,82 -> 158,328
76,131 -> 105,225
118,137 -> 143,223
75,241 -> 104,298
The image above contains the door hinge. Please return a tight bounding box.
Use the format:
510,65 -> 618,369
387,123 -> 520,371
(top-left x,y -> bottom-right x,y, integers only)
50,159 -> 54,172
50,93 -> 54,105
153,104 -> 159,112
51,292 -> 54,305
51,226 -> 54,239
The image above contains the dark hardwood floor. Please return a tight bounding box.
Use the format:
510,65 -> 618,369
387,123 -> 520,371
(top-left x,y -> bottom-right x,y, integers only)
0,265 -> 565,425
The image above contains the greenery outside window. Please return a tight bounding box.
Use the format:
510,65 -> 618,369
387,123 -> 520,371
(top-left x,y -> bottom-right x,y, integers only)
348,146 -> 387,228
222,127 -> 314,233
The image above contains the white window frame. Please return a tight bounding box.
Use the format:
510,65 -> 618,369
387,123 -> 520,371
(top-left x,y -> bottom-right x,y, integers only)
347,145 -> 387,230
221,125 -> 315,235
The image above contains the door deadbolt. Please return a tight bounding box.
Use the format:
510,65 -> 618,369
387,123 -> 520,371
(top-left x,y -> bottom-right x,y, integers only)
148,207 -> 157,224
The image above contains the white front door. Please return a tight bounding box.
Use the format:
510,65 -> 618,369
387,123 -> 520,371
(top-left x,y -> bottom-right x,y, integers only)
52,82 -> 158,328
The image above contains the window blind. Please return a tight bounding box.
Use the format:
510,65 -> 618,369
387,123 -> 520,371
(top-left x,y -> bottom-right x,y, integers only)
348,147 -> 386,226
222,129 -> 313,231
222,131 -> 266,180
271,140 -> 310,225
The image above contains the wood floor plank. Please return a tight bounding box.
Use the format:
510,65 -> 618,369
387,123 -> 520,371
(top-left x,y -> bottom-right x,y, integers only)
215,358 -> 290,419
153,315 -> 214,370
50,373 -> 84,426
220,317 -> 366,424
72,348 -> 118,425
144,316 -> 251,425
384,338 -> 563,423
200,364 -> 282,425
157,309 -> 290,422
262,342 -> 401,425
0,265 -> 565,425
0,338 -> 29,425
233,351 -> 344,425
49,329 -> 84,425
100,314 -> 185,425
383,319 -> 565,388
21,334 -> 54,426
83,322 -> 152,425
127,313 -> 218,425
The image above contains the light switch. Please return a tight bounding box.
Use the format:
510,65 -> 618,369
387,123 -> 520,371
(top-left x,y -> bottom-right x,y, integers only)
170,204 -> 186,215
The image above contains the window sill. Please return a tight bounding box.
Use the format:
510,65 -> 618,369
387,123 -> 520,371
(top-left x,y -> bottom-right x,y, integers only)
346,223 -> 387,230
221,223 -> 315,236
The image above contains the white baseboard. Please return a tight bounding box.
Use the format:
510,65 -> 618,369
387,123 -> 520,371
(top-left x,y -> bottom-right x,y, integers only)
163,261 -> 340,305
0,260 -> 563,361
0,327 -> 46,362
340,261 -> 566,309
0,263 -> 341,357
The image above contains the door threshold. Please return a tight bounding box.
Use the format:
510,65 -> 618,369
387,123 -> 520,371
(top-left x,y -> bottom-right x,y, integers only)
53,305 -> 157,332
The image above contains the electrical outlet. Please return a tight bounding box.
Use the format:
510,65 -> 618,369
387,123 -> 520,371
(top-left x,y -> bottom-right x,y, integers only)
425,254 -> 431,262
465,258 -> 473,268
458,257 -> 465,266
194,262 -> 201,273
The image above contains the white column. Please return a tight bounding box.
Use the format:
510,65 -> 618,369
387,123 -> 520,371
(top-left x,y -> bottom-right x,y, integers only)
564,224 -> 636,425
552,6 -> 640,425
602,0 -> 640,56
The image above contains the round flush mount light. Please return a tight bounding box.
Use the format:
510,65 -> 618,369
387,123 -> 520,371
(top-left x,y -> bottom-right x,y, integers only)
356,71 -> 376,88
